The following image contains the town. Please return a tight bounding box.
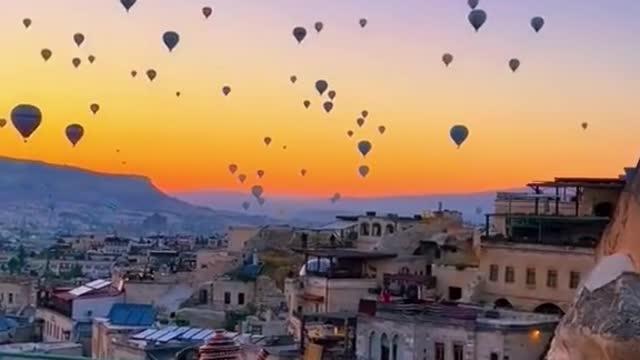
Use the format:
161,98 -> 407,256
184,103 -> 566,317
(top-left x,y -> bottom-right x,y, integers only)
0,166 -> 631,360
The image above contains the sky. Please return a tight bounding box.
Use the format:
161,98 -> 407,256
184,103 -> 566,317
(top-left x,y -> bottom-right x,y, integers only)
1,0 -> 640,198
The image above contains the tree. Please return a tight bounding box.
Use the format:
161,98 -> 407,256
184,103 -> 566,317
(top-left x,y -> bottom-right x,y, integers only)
7,258 -> 19,274
17,245 -> 26,268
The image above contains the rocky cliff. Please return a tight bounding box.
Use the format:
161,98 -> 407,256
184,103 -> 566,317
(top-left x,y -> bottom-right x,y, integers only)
546,160 -> 640,359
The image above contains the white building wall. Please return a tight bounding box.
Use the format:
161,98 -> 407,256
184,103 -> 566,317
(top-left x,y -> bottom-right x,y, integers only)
72,295 -> 124,321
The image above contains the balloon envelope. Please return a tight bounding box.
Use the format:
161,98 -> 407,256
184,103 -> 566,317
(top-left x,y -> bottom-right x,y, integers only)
251,185 -> 264,198
90,103 -> 100,115
314,22 -> 323,33
0,119 -> 6,128
73,33 -> 85,47
11,104 -> 42,140
300,169 -> 307,176
378,126 -> 386,135
163,31 -> 180,52
228,164 -> 238,174
88,55 -> 96,64
303,100 -> 311,109
323,101 -> 334,113
293,27 -> 307,43
120,0 -> 136,11
23,18 -> 32,29
257,170 -> 265,178
264,137 -> 272,146
315,80 -> 328,95
359,18 -> 368,28
581,122 -> 588,130
222,86 -> 231,96
347,130 -> 354,137
468,0 -> 479,9
238,174 -> 247,183
358,140 -> 372,157
509,58 -> 520,72
146,69 -> 157,81
202,7 -> 213,18
357,118 -> 365,127
531,16 -> 545,33
41,49 -> 52,62
328,90 -> 336,100
361,110 -> 369,118
290,75 -> 297,84
131,70 -> 138,78
65,124 -> 84,146
359,165 -> 370,178
450,125 -> 469,148
442,53 -> 453,67
72,58 -> 81,68
468,9 -> 487,32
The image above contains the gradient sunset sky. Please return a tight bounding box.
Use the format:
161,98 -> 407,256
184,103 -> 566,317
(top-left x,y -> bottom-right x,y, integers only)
1,0 -> 639,198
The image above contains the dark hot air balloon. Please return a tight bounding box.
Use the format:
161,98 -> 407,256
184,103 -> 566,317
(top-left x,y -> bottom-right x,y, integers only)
163,31 -> 180,52
120,0 -> 137,12
146,69 -> 157,81
442,53 -> 453,67
357,118 -> 365,127
361,110 -> 369,118
509,58 -> 520,72
0,119 -> 6,128
328,90 -> 336,100
41,49 -> 52,62
23,18 -> 32,29
293,27 -> 307,43
65,124 -> 84,147
131,70 -> 138,78
242,201 -> 250,211
238,174 -> 247,183
581,122 -> 588,130
90,103 -> 100,115
228,164 -> 238,174
251,185 -> 264,199
531,16 -> 545,33
257,170 -> 265,179
468,0 -> 479,9
359,18 -> 368,28
347,130 -> 354,137
11,104 -> 42,141
358,140 -> 372,157
72,58 -> 81,68
290,75 -> 297,84
323,101 -> 334,113
378,126 -> 386,135
73,33 -> 85,47
315,80 -> 328,95
450,125 -> 469,149
468,9 -> 487,32
264,137 -> 272,146
314,22 -> 323,33
88,55 -> 96,64
202,6 -> 213,19
303,100 -> 311,109
359,165 -> 370,178
222,86 -> 231,96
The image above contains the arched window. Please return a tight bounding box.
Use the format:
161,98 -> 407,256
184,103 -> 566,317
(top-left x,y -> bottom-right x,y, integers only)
372,223 -> 382,237
369,331 -> 378,359
386,224 -> 396,235
380,333 -> 390,360
494,298 -> 513,309
392,335 -> 400,360
534,302 -> 565,316
361,223 -> 371,236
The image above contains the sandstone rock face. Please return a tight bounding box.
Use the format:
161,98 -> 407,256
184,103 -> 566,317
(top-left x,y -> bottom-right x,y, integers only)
547,162 -> 640,359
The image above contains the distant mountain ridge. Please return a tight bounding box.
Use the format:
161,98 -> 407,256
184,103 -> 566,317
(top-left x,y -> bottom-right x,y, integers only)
0,157 -> 270,235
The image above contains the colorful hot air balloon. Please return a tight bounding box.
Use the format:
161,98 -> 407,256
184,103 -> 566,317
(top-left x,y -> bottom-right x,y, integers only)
314,22 -> 324,33
358,140 -> 372,157
315,80 -> 328,95
11,104 -> 42,141
228,164 -> 238,174
293,27 -> 307,43
358,165 -> 370,178
290,75 -> 297,84
450,125 -> 469,149
202,6 -> 213,19
65,124 -> 84,147
23,18 -> 32,29
222,86 -> 231,96
238,174 -> 247,184
468,0 -> 479,9
90,103 -> 100,115
442,53 -> 454,67
378,126 -> 386,135
0,119 -> 7,128
323,101 -> 334,113
120,0 -> 137,12
163,31 -> 180,52
146,69 -> 157,81
251,185 -> 264,199
73,33 -> 85,47
359,18 -> 368,28
468,9 -> 487,32
357,118 -> 365,127
41,49 -> 52,62
509,58 -> 521,72
303,100 -> 311,109
531,16 -> 545,33
264,137 -> 272,146
72,58 -> 81,68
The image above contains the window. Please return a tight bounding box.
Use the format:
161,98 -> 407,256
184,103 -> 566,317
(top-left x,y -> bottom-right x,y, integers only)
238,292 -> 245,305
505,266 -> 515,283
489,264 -> 499,282
392,335 -> 399,360
570,271 -> 581,289
386,224 -> 395,234
380,333 -> 390,360
360,223 -> 370,236
448,287 -> 462,301
490,353 -> 499,360
8,293 -> 13,304
372,223 -> 382,237
435,342 -> 445,360
526,268 -> 536,287
547,269 -> 558,288
224,292 -> 231,305
453,343 -> 464,360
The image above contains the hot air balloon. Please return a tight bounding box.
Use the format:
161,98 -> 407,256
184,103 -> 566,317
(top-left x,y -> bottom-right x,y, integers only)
257,170 -> 265,179
358,140 -> 372,157
359,18 -> 368,28
293,27 -> 307,44
303,100 -> 311,109
88,55 -> 96,64
442,53 -> 454,67
468,9 -> 487,32
131,70 -> 138,78
328,90 -> 336,100
257,197 -> 266,206
357,118 -> 365,127
242,201 -> 250,211
314,22 -> 323,33
468,0 -> 479,9
283,145 -> 288,150
251,185 -> 264,199
176,91 -> 181,97
0,119 -> 6,128
11,104 -> 42,141
23,18 -> 32,29
72,58 -> 81,68
450,125 -> 469,149
202,6 -> 213,19
378,126 -> 386,135
90,103 -> 100,115
315,80 -> 328,95
359,165 -> 370,178
73,33 -> 85,47
347,130 -> 354,138
290,75 -> 297,84
120,0 -> 136,12
146,69 -> 157,81
531,16 -> 545,33
238,174 -> 247,184
222,86 -> 231,96
300,169 -> 307,177
581,122 -> 588,130
162,31 -> 180,52
361,110 -> 369,118
228,164 -> 238,174
65,124 -> 84,147
509,58 -> 520,72
264,137 -> 272,146
41,49 -> 52,62
331,192 -> 341,203
323,101 -> 334,113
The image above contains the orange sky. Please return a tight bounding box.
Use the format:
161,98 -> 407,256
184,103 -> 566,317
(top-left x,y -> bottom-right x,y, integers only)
1,0 -> 639,198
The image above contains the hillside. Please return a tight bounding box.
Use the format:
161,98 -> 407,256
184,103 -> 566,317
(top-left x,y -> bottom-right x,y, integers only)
0,157 -> 269,236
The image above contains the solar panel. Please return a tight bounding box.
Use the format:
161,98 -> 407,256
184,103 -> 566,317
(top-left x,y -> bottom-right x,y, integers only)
157,327 -> 190,342
146,327 -> 177,341
69,286 -> 93,296
85,279 -> 105,288
192,329 -> 214,340
179,328 -> 203,340
132,328 -> 157,340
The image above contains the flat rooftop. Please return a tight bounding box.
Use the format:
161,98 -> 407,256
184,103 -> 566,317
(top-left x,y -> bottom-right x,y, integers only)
528,177 -> 625,189
292,248 -> 396,259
